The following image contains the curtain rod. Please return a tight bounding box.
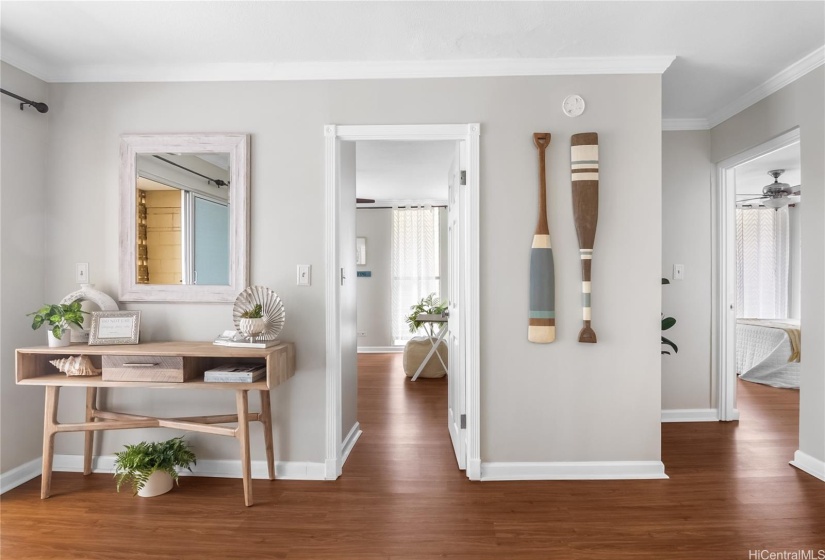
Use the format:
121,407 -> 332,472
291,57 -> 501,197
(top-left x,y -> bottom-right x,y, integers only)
0,88 -> 49,113
153,155 -> 229,187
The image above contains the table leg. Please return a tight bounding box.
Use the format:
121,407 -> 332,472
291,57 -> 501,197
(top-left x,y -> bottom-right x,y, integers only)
83,387 -> 97,475
259,390 -> 275,480
411,324 -> 449,381
41,386 -> 60,499
236,389 -> 252,506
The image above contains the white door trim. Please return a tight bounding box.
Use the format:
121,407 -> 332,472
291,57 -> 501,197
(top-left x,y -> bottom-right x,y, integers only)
324,123 -> 482,480
714,127 -> 800,422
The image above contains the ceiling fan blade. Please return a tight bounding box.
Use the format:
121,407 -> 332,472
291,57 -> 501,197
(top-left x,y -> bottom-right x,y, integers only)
737,196 -> 767,203
356,198 -> 376,204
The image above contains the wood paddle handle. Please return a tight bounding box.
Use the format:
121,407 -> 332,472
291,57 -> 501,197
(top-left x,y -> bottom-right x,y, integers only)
533,133 -> 551,235
571,132 -> 599,343
528,132 -> 555,343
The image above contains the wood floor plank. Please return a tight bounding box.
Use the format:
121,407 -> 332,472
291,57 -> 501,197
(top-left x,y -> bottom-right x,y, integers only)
1,354 -> 822,559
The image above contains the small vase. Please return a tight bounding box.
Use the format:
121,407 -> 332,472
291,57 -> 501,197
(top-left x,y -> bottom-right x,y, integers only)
47,330 -> 71,348
239,317 -> 266,340
138,471 -> 174,498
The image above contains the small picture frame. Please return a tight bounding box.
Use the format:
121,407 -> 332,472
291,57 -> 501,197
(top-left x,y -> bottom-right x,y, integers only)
356,237 -> 366,266
89,311 -> 141,345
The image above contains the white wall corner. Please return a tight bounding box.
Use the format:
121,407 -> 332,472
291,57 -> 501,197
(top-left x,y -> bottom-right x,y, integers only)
0,457 -> 42,494
480,461 -> 668,481
707,46 -> 825,129
662,118 -> 711,131
339,422 -> 362,471
52,455 -> 327,481
661,409 -> 719,422
790,450 -> 825,482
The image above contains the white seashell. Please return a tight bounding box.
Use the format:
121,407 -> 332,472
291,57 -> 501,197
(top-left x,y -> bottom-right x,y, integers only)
49,355 -> 101,377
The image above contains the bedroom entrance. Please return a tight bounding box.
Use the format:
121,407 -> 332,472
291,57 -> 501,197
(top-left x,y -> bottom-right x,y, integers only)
324,124 -> 481,481
716,129 -> 801,423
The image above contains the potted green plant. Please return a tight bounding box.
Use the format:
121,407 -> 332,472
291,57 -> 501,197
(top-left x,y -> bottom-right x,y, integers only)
113,436 -> 196,497
402,293 -> 449,378
27,301 -> 86,347
239,303 -> 266,339
662,278 -> 678,355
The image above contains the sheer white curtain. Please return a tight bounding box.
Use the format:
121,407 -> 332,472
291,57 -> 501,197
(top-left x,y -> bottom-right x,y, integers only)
391,207 -> 441,343
736,207 -> 789,319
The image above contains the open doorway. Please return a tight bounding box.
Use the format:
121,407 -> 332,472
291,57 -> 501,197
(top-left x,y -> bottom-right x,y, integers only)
324,124 -> 481,481
716,129 -> 801,425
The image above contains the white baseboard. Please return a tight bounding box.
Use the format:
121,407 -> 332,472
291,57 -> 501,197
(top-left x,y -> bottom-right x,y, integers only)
0,457 -> 42,494
661,409 -> 719,422
340,422 -> 362,470
467,458 -> 482,481
357,346 -> 403,353
52,454 -> 327,480
790,450 -> 825,482
480,460 -> 668,481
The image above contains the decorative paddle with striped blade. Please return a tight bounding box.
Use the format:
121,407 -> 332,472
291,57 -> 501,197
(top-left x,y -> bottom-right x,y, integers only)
571,132 -> 599,343
528,132 -> 555,344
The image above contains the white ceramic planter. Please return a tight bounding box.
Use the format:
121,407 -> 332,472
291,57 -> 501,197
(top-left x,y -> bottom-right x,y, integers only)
239,317 -> 266,339
138,471 -> 174,498
47,330 -> 71,348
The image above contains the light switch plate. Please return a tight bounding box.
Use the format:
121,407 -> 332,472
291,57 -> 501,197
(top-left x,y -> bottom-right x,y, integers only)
297,264 -> 311,286
75,262 -> 89,283
673,264 -> 685,281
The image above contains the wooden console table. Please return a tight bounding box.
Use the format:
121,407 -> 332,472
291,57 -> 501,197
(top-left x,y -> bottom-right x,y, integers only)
16,341 -> 295,507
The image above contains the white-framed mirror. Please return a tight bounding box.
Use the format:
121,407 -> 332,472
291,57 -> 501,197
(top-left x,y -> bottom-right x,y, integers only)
119,133 -> 250,302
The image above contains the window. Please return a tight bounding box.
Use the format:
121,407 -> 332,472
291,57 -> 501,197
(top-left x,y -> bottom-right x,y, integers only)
736,207 -> 789,319
391,207 -> 441,343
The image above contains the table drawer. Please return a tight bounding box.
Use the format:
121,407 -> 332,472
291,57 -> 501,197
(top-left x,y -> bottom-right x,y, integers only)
102,355 -> 197,383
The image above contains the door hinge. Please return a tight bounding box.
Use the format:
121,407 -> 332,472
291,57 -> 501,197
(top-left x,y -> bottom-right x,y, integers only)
460,170 -> 466,186
460,414 -> 466,429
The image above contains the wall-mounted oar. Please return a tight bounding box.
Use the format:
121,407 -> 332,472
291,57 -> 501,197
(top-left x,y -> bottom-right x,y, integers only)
571,132 -> 599,343
528,133 -> 555,344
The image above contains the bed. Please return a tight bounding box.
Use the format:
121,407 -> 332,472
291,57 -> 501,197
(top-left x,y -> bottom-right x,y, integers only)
736,319 -> 801,389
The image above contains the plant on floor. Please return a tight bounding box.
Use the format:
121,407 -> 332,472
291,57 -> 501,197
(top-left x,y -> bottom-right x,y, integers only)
27,301 -> 86,340
405,293 -> 448,338
662,278 -> 678,355
113,436 -> 196,495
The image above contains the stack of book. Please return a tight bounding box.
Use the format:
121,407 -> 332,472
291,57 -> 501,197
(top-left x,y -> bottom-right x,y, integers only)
213,330 -> 280,349
203,364 -> 266,383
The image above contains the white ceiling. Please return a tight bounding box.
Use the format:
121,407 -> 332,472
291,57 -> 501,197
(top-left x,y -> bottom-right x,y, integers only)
735,143 -> 801,198
355,141 -> 455,202
1,2 -> 823,122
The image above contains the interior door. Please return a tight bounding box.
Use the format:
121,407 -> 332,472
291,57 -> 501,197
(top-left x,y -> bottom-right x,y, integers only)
447,141 -> 466,469
192,196 -> 230,285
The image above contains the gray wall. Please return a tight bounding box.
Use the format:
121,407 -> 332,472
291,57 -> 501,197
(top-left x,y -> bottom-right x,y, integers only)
711,66 -> 825,466
0,62 -> 49,473
356,209 -> 393,348
2,70 -> 663,471
661,130 -> 713,411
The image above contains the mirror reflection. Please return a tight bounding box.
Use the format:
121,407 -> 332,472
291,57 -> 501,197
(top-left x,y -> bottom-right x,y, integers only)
135,153 -> 231,285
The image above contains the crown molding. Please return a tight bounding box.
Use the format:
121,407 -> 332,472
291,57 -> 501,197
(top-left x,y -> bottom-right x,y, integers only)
0,50 -> 676,84
707,45 -> 825,129
662,118 -> 710,131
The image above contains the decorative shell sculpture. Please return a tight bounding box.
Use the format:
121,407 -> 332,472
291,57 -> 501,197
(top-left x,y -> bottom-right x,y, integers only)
50,355 -> 101,377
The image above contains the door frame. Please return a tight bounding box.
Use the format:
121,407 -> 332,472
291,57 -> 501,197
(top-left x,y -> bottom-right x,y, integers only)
714,127 -> 800,421
323,123 -> 481,480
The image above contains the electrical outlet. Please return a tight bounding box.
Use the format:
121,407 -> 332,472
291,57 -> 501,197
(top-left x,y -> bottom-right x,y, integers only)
75,263 -> 89,284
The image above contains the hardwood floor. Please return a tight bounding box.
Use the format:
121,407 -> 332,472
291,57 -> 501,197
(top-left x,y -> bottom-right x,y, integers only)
2,354 -> 822,559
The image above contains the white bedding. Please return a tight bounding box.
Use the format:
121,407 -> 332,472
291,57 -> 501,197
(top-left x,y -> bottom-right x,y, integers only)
736,320 -> 800,389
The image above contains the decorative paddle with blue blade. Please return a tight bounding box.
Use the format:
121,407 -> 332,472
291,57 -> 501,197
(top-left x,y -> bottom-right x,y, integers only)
571,132 -> 599,343
528,133 -> 556,343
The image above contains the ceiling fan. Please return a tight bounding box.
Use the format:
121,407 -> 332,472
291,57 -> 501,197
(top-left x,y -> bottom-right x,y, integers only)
356,197 -> 375,204
738,169 -> 800,209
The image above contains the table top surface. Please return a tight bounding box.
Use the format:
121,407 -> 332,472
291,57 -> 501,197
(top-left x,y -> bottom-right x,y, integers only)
16,341 -> 291,358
